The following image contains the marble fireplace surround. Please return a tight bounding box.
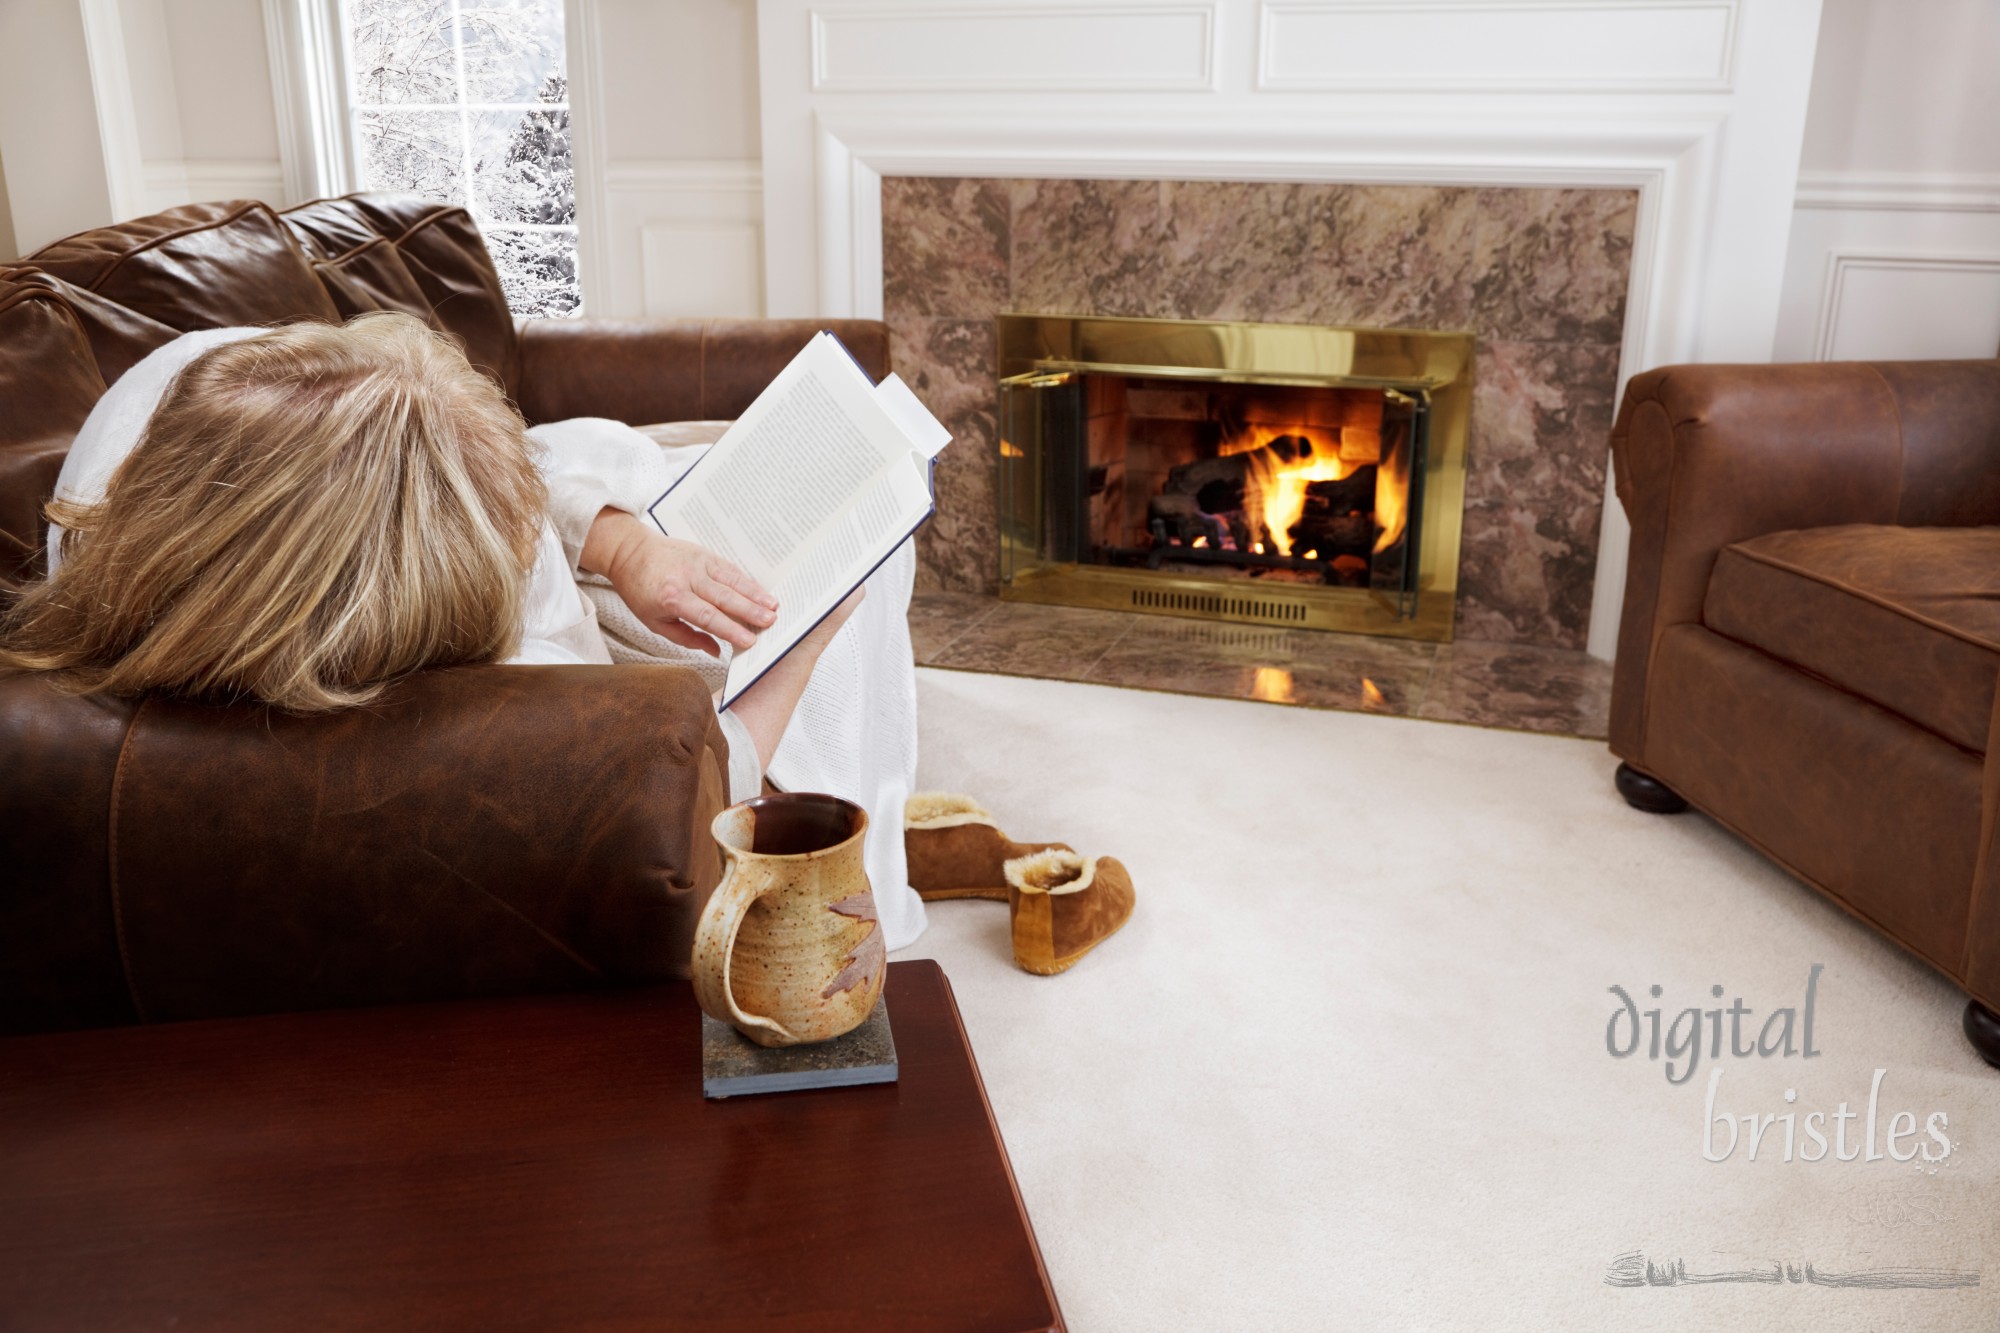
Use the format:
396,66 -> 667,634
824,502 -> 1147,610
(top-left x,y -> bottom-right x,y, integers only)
884,177 -> 1635,651
753,0 -> 1828,658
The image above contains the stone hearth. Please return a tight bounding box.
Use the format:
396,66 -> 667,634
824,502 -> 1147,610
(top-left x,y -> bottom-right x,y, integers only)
884,178 -> 1637,651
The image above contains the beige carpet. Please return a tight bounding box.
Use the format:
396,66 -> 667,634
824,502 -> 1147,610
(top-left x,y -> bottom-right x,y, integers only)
898,668 -> 1998,1332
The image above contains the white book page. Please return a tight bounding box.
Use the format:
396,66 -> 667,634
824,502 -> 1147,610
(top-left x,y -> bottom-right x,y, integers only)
721,453 -> 932,704
650,334 -> 904,587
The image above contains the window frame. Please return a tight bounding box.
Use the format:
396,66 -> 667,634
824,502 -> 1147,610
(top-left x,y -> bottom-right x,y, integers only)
263,0 -> 606,310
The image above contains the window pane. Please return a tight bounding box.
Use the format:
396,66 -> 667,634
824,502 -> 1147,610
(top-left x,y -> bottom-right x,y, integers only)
487,228 -> 581,318
456,0 -> 567,103
354,110 -> 464,204
471,105 -> 574,225
346,0 -> 457,105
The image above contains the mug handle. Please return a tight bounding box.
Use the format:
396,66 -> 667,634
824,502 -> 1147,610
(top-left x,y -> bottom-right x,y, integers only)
690,850 -> 800,1045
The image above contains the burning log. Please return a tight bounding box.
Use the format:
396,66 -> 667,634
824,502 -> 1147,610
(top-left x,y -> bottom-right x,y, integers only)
1282,466 -> 1377,557
1159,454 -> 1250,514
1146,492 -> 1231,549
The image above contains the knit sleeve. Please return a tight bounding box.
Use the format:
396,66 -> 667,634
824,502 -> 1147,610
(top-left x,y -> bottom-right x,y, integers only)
526,417 -> 689,575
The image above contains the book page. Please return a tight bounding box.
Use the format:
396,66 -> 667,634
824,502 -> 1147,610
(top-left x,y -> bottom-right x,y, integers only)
652,340 -> 900,584
721,455 -> 932,703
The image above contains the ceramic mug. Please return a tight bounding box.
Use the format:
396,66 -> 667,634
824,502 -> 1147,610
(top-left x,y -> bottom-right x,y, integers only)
690,793 -> 886,1049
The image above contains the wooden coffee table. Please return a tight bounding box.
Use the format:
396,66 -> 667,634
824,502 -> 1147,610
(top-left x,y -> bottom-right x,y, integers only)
0,959 -> 1063,1331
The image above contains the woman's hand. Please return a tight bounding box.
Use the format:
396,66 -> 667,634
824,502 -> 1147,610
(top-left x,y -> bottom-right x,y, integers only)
580,508 -> 778,656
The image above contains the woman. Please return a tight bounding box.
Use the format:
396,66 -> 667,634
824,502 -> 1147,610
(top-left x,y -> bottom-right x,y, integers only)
0,313 -> 1132,971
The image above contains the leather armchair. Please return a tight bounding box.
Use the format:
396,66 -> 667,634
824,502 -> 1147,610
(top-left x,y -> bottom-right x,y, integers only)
0,194 -> 890,1034
1608,359 -> 2000,1065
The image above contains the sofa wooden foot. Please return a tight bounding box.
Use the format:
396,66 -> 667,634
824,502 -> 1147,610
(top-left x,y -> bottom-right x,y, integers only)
1615,763 -> 1688,814
1966,1001 -> 2000,1070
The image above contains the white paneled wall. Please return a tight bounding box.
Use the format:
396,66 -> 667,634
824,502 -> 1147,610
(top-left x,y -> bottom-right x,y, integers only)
1256,1 -> 1739,92
0,0 -> 120,254
1772,0 -> 2000,361
811,5 -> 1219,92
128,0 -> 286,215
605,162 -> 765,319
1776,181 -> 2000,362
573,0 -> 769,317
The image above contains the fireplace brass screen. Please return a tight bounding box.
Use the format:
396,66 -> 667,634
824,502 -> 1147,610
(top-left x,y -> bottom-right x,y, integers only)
996,314 -> 1474,640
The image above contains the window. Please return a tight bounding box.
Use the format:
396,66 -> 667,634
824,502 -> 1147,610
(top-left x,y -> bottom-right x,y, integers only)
340,0 -> 580,316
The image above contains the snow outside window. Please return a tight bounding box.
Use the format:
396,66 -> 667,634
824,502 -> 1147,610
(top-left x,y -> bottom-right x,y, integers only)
341,0 -> 580,317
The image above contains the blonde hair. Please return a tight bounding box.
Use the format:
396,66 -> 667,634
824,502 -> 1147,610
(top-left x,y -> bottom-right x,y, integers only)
0,312 -> 546,713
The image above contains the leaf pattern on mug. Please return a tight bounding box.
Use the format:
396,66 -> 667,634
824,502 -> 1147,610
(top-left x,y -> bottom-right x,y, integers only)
822,892 -> 884,999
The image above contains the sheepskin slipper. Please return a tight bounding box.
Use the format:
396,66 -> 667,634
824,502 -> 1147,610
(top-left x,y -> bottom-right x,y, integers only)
905,792 -> 1072,902
1004,849 -> 1136,976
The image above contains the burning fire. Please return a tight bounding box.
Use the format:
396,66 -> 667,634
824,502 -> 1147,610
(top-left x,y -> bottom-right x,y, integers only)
1219,422 -> 1409,556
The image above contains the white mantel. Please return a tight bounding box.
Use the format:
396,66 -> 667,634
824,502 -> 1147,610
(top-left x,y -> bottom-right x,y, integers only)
753,0 -> 1828,660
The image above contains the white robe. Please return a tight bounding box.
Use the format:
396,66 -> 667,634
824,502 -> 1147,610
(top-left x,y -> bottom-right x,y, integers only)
48,330 -> 928,951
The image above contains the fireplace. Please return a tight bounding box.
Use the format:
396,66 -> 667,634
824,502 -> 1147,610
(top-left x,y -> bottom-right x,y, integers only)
997,314 -> 1473,640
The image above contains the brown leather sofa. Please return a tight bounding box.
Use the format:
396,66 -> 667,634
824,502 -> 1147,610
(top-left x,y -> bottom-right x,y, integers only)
0,195 -> 890,1035
1608,359 -> 2000,1068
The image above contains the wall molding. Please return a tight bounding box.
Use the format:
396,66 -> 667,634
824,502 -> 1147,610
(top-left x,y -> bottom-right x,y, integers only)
263,0 -> 357,204
809,4 -> 1218,93
142,159 -> 289,212
1795,171 -> 2000,214
599,159 -> 765,319
564,0 -> 613,315
78,0 -> 148,222
1256,0 -> 1739,94
1811,250 -> 2000,361
797,107 -> 1732,660
603,162 -> 765,193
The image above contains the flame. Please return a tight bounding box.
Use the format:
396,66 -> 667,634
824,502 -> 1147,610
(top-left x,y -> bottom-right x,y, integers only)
1373,436 -> 1409,554
1219,418 -> 1409,557
1221,426 -> 1359,557
1361,678 -> 1386,708
1000,440 -> 1026,458
1252,667 -> 1296,704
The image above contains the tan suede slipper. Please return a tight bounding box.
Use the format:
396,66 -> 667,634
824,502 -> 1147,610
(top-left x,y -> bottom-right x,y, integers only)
1003,849 -> 1136,976
905,792 -> 1072,902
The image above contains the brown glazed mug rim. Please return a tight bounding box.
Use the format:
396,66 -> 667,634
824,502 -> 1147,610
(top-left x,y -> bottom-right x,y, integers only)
713,792 -> 869,861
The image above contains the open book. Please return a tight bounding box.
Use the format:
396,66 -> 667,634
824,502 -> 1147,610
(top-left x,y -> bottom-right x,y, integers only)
647,331 -> 950,708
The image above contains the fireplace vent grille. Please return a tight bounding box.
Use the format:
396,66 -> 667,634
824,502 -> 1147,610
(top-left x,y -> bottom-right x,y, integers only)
1130,588 -> 1308,624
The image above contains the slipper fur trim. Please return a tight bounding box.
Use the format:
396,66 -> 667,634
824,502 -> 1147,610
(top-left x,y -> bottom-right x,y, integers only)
905,791 -> 999,830
1004,848 -> 1097,896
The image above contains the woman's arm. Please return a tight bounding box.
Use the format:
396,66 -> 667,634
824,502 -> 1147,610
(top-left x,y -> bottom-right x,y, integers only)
579,508 -> 777,656
725,586 -> 865,770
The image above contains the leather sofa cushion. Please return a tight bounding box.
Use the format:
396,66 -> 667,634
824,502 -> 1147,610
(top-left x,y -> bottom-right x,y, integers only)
0,276 -> 105,589
25,201 -> 339,343
0,276 -> 104,447
283,194 -> 518,392
0,266 -> 182,387
1705,525 -> 2000,754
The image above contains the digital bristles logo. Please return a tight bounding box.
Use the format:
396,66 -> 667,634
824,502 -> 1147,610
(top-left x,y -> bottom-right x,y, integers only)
1598,964 -> 1982,1296
1604,965 -> 1958,1167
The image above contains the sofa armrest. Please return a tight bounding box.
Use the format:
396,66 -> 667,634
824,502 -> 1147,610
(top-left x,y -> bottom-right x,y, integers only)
0,663 -> 731,1033
1609,358 -> 2000,760
514,317 -> 893,426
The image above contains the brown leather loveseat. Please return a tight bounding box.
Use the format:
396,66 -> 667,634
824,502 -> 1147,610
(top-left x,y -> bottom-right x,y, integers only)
0,194 -> 889,1035
1608,359 -> 2000,1067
